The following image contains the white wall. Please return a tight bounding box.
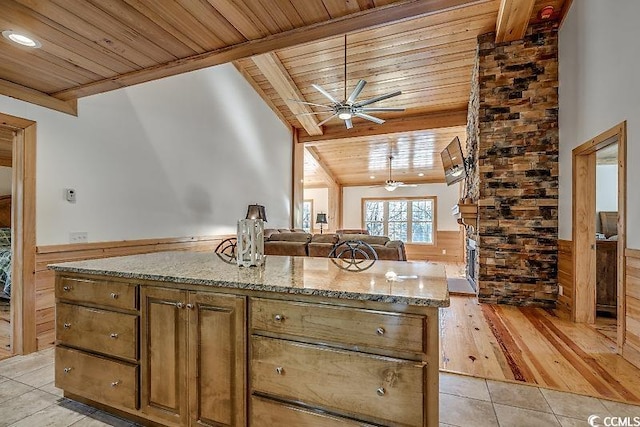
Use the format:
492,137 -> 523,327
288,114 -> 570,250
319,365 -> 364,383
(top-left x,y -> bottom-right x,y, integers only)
0,167 -> 11,196
0,63 -> 292,245
342,182 -> 461,231
559,0 -> 640,248
596,164 -> 618,213
303,187 -> 328,230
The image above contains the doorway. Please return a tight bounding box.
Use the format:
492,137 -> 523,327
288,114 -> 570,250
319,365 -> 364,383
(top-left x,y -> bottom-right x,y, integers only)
0,126 -> 13,358
572,121 -> 626,351
0,112 -> 37,356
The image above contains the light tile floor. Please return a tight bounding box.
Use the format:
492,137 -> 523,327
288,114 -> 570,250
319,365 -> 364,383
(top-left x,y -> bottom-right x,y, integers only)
1,349 -> 639,426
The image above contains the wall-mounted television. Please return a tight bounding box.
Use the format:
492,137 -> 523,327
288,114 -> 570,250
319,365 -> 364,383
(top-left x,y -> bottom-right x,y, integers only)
441,136 -> 467,186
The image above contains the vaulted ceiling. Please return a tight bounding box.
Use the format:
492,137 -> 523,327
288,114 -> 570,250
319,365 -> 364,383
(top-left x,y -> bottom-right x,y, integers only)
0,0 -> 569,186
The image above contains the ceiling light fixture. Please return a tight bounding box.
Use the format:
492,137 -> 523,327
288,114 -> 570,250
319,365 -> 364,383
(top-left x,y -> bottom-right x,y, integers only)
418,173 -> 425,177
2,30 -> 41,48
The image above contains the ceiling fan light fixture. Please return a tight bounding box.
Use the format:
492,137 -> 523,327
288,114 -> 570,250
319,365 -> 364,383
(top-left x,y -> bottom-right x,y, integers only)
2,30 -> 41,48
385,184 -> 397,192
451,167 -> 463,177
338,110 -> 352,120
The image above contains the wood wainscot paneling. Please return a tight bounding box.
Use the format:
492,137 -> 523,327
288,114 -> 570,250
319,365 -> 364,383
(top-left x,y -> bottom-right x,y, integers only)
405,230 -> 463,262
624,248 -> 640,369
35,235 -> 229,350
557,239 -> 573,314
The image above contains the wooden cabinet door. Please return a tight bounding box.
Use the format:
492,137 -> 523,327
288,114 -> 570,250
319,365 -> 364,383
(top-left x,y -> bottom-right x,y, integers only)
188,292 -> 246,427
140,287 -> 188,426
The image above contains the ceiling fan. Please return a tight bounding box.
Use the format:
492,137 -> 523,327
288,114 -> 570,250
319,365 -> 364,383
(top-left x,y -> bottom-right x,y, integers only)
373,155 -> 418,192
294,35 -> 405,129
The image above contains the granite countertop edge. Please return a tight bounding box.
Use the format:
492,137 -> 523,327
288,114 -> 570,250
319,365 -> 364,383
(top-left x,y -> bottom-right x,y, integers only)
49,265 -> 450,308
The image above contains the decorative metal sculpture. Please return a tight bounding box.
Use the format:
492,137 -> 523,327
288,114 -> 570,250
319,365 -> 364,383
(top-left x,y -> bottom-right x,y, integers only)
215,237 -> 237,264
328,240 -> 378,271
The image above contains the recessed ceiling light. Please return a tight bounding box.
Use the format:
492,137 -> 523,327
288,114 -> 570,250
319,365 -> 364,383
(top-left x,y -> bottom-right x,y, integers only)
370,175 -> 375,179
2,30 -> 41,48
418,172 -> 424,177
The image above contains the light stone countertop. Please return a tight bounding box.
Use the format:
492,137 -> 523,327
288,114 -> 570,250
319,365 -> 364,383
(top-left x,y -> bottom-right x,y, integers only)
49,251 -> 450,307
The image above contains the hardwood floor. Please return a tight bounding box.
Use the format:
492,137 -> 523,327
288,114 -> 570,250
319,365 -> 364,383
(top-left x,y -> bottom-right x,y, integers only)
440,296 -> 640,404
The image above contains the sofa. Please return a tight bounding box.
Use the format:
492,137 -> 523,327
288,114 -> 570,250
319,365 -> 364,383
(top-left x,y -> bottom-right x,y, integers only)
333,233 -> 406,261
265,229 -> 406,261
264,229 -> 311,256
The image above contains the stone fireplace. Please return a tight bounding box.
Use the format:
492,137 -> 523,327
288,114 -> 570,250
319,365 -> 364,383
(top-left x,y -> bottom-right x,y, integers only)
462,22 -> 559,307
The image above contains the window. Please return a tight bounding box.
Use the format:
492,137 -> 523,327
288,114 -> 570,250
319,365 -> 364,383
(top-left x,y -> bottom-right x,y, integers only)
302,200 -> 313,232
362,197 -> 435,244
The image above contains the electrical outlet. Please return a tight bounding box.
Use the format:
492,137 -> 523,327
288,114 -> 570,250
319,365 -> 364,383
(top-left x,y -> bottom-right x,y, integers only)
442,249 -> 447,255
69,232 -> 88,243
558,285 -> 564,296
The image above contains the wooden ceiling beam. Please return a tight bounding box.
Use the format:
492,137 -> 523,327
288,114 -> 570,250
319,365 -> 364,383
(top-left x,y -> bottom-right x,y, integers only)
495,0 -> 536,43
51,0 -> 482,101
305,146 -> 340,186
300,108 -> 467,144
232,61 -> 290,129
0,79 -> 77,116
252,53 -> 323,136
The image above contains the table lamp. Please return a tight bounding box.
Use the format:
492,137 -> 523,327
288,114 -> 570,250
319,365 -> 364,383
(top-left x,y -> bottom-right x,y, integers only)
316,212 -> 328,234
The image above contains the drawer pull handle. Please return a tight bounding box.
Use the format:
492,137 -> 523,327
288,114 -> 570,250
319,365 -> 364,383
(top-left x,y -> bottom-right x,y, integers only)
111,381 -> 120,387
110,333 -> 118,339
274,314 -> 285,322
63,367 -> 72,373
176,302 -> 184,309
110,292 -> 118,299
63,286 -> 71,292
63,323 -> 71,329
376,387 -> 386,396
186,304 -> 194,310
376,327 -> 385,336
275,367 -> 284,375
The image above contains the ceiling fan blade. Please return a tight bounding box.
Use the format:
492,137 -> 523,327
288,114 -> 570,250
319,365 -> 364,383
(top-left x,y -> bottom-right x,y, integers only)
359,107 -> 405,112
295,111 -> 334,116
316,113 -> 337,127
346,80 -> 367,104
311,84 -> 339,104
345,118 -> 353,129
354,90 -> 402,108
287,99 -> 333,109
354,112 -> 385,124
399,184 -> 418,187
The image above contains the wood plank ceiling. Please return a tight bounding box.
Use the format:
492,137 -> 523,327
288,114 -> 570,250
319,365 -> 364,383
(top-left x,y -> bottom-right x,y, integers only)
0,0 -> 568,186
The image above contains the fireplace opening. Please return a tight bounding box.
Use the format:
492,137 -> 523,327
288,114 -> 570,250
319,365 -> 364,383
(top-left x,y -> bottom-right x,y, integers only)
466,238 -> 477,292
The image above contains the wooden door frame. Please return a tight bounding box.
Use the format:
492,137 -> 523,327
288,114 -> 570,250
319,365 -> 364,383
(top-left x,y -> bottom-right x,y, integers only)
0,112 -> 37,355
572,121 -> 626,351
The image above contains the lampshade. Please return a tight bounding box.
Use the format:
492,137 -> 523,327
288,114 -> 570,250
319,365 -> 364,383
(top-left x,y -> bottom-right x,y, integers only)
316,213 -> 328,224
245,204 -> 267,221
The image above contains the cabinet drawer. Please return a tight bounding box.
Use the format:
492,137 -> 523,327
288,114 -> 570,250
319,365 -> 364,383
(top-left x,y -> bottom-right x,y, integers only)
251,336 -> 424,427
251,396 -> 375,427
251,298 -> 425,354
56,277 -> 137,311
56,303 -> 138,361
55,346 -> 138,410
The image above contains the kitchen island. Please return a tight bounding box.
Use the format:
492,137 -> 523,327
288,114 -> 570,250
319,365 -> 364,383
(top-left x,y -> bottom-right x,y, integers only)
50,252 -> 449,427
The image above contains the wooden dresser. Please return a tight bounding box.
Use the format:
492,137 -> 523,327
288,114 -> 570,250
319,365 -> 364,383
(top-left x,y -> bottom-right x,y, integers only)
596,240 -> 617,315
51,253 -> 448,427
